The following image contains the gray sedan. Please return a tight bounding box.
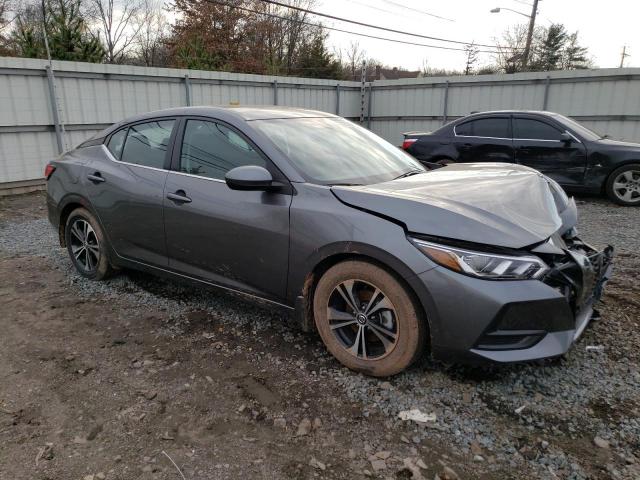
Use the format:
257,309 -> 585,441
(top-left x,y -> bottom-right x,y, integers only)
46,107 -> 613,376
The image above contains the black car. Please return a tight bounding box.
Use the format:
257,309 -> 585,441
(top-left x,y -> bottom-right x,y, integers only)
402,110 -> 640,206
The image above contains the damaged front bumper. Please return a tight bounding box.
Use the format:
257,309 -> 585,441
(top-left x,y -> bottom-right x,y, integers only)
422,238 -> 614,364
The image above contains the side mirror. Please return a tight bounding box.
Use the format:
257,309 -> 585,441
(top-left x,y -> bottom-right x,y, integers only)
560,132 -> 573,144
225,165 -> 274,191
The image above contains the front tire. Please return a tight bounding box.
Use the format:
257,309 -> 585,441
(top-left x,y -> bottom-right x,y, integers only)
313,261 -> 427,377
64,207 -> 114,280
605,163 -> 640,206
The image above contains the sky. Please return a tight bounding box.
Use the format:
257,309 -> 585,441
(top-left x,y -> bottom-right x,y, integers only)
316,0 -> 639,72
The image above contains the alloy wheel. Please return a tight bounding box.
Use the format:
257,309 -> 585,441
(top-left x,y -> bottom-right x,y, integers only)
612,169 -> 640,203
327,279 -> 399,360
69,218 -> 100,272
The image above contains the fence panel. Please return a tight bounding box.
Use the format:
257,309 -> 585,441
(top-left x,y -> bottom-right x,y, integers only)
1,57 -> 640,186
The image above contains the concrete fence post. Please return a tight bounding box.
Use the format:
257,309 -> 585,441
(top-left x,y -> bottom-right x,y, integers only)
335,83 -> 341,115
442,80 -> 450,125
367,82 -> 373,129
184,75 -> 192,106
45,65 -> 64,154
543,75 -> 551,110
273,79 -> 278,106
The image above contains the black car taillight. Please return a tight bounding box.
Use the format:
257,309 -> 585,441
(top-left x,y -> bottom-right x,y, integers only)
402,138 -> 417,150
44,164 -> 56,180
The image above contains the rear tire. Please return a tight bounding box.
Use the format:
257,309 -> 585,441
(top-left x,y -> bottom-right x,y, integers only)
605,163 -> 640,206
313,260 -> 427,377
64,207 -> 114,280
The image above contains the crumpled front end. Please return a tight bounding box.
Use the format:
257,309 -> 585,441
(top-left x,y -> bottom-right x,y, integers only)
464,233 -> 614,362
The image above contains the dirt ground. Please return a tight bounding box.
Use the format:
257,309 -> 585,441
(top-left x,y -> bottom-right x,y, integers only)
0,192 -> 638,480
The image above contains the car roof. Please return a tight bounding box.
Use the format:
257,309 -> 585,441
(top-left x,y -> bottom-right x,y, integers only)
119,105 -> 335,123
96,106 -> 337,138
463,110 -> 558,118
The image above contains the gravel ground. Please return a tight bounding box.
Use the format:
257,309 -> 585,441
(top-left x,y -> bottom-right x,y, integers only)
0,192 -> 638,480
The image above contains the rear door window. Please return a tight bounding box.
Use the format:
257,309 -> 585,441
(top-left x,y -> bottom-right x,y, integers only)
120,120 -> 175,169
455,118 -> 510,138
513,118 -> 563,141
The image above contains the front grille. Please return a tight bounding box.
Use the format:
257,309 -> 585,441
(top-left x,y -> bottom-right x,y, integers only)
541,238 -> 613,314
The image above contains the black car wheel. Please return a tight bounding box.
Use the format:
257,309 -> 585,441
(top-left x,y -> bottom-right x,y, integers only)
313,260 -> 427,377
606,163 -> 640,206
64,207 -> 114,280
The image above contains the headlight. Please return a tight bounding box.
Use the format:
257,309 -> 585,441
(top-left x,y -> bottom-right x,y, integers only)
411,238 -> 549,280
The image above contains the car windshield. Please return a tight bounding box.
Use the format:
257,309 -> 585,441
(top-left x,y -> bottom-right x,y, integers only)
251,117 -> 425,185
554,114 -> 604,141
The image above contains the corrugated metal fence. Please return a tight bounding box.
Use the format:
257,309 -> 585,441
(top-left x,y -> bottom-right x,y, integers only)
370,69 -> 640,145
1,56 -> 640,186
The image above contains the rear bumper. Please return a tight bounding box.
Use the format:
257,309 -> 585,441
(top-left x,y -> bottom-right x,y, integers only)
421,243 -> 614,364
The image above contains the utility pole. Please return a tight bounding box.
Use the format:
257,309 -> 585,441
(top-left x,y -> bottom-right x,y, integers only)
522,0 -> 539,68
41,0 -> 67,153
620,45 -> 629,68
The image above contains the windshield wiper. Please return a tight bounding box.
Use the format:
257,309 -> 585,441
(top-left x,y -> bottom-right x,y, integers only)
393,170 -> 424,180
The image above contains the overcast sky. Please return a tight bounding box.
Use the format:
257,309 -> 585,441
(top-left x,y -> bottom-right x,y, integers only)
317,0 -> 638,72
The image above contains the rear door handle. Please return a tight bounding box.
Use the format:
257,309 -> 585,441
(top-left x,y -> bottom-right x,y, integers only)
167,191 -> 192,204
87,172 -> 105,183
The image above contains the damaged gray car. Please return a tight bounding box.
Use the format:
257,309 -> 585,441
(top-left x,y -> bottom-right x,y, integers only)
46,107 -> 614,376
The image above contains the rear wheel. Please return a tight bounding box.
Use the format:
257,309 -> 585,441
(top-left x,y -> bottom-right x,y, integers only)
313,261 -> 427,377
605,164 -> 640,206
64,207 -> 114,280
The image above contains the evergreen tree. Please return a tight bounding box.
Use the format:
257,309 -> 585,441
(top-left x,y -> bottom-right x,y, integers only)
12,0 -> 104,62
295,31 -> 343,79
531,23 -> 567,71
562,32 -> 590,70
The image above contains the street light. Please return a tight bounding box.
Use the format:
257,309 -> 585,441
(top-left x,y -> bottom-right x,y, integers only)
491,0 -> 539,68
490,7 -> 531,19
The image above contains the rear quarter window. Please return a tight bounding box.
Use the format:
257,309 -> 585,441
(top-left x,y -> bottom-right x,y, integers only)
107,129 -> 127,159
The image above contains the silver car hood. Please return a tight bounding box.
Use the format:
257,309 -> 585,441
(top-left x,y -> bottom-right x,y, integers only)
331,163 -> 576,249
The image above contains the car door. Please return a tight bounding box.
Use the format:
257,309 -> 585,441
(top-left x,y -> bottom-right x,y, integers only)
513,116 -> 587,186
163,117 -> 292,302
85,118 -> 176,266
452,116 -> 514,163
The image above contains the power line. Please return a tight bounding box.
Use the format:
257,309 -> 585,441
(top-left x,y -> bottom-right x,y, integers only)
381,0 -> 455,22
255,0 -> 516,50
345,0 -> 454,23
202,0 -> 508,54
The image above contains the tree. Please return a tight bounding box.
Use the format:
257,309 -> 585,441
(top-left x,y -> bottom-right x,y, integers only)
493,22 -> 592,73
561,32 -> 590,70
11,0 -> 104,62
0,0 -> 12,54
463,42 -> 478,75
132,0 -> 170,66
294,29 -> 343,79
421,58 -> 461,77
343,40 -> 364,80
493,23 -> 531,73
531,23 -> 566,71
88,0 -> 142,63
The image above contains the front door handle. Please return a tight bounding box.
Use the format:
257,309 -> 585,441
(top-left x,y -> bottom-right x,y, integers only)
87,172 -> 105,183
167,191 -> 192,204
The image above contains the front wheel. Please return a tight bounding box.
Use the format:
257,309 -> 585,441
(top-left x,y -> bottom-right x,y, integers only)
605,163 -> 640,206
64,207 -> 114,280
313,261 -> 427,377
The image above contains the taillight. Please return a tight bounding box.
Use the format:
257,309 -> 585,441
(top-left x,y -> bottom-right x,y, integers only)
402,138 -> 417,150
44,164 -> 56,180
